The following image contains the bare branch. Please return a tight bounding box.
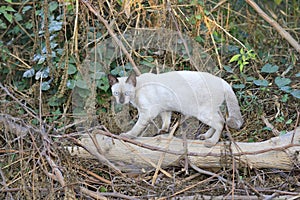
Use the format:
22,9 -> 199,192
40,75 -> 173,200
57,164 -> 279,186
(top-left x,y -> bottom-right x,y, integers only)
246,0 -> 300,53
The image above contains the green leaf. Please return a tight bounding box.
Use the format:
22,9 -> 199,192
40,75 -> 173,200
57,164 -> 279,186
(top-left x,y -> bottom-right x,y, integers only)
25,21 -> 33,29
195,14 -> 201,20
22,6 -> 32,13
276,116 -> 285,123
274,0 -> 283,5
275,77 -> 291,88
0,6 -> 6,12
67,79 -> 76,89
75,80 -> 89,89
4,6 -> 16,12
286,119 -> 293,125
291,90 -> 300,99
4,12 -> 13,23
49,1 -> 59,13
280,86 -> 292,93
281,94 -> 289,102
229,54 -> 240,63
240,48 -> 245,55
23,68 -> 35,78
97,76 -> 109,92
279,130 -> 287,135
223,65 -> 233,73
37,56 -> 46,64
14,13 -> 23,21
67,64 -> 77,75
31,118 -> 39,125
204,9 -> 210,15
51,109 -> 62,119
140,60 -> 155,68
91,71 -> 105,80
144,56 -> 154,62
89,62 -> 105,72
41,81 -> 50,91
78,88 -> 90,98
48,97 -> 63,107
99,186 -> 107,193
195,36 -> 204,43
35,67 -> 49,80
261,63 -> 279,73
246,76 -> 255,81
239,63 -> 244,72
253,79 -> 269,87
262,126 -> 272,131
233,84 -> 245,89
49,20 -> 63,32
110,65 -> 130,76
0,18 -> 7,29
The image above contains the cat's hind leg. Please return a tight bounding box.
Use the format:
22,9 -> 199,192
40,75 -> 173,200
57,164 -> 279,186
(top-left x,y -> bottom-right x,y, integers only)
197,112 -> 224,147
204,125 -> 223,147
159,111 -> 171,133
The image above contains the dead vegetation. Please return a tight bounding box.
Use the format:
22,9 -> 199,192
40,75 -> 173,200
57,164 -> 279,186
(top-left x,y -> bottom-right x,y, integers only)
0,0 -> 300,199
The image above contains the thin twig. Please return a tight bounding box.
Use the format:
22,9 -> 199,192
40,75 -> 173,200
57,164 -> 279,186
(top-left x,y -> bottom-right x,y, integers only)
189,161 -> 229,184
246,0 -> 300,53
80,187 -> 140,200
76,165 -> 112,185
0,83 -> 38,122
72,0 -> 79,58
157,173 -> 219,200
261,115 -> 280,136
0,168 -> 14,200
152,121 -> 178,185
80,0 -> 141,75
291,107 -> 299,144
167,1 -> 199,71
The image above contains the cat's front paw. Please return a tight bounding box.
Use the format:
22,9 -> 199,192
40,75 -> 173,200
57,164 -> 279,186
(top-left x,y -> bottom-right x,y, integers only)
203,138 -> 218,148
158,128 -> 169,134
120,132 -> 137,139
197,134 -> 207,140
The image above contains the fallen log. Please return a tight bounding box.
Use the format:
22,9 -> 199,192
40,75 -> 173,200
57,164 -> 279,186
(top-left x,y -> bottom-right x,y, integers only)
67,127 -> 300,172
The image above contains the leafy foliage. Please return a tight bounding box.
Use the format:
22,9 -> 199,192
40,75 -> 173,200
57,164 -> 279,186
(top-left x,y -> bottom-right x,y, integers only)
0,0 -> 298,137
229,48 -> 256,72
0,0 -> 299,197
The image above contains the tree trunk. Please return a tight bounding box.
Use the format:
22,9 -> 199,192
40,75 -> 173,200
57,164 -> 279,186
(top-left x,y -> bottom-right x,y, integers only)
67,127 -> 300,172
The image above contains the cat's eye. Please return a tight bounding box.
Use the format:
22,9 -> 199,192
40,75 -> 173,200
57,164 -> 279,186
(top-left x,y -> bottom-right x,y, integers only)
113,91 -> 119,96
124,91 -> 131,96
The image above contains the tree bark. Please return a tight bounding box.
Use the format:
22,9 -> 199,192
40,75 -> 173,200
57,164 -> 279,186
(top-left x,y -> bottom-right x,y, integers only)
67,127 -> 300,172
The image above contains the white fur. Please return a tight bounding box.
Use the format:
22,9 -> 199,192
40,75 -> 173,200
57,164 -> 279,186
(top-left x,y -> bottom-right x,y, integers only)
109,71 -> 243,147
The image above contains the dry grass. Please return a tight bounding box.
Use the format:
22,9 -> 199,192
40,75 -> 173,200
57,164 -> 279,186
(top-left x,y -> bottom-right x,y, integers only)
0,0 -> 299,199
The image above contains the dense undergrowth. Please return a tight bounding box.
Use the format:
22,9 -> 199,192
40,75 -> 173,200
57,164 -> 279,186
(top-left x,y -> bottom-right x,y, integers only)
0,0 -> 299,199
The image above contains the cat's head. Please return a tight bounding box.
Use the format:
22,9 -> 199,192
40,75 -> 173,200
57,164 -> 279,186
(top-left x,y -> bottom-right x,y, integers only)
107,73 -> 136,105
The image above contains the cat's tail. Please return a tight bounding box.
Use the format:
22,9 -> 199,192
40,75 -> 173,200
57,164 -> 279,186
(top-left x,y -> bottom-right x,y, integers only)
224,82 -> 244,129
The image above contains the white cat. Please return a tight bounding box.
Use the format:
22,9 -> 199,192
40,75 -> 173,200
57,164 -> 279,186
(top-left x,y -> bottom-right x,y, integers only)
108,71 -> 243,147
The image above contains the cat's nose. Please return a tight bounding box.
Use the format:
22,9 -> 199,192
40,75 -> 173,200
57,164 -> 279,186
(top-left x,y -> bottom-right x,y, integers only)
119,94 -> 125,104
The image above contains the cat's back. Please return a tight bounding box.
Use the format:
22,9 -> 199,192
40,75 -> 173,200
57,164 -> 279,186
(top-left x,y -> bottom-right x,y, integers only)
138,71 -> 222,85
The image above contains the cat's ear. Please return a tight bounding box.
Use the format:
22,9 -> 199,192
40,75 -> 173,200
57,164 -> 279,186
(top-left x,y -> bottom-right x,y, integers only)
107,74 -> 118,86
126,73 -> 137,87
